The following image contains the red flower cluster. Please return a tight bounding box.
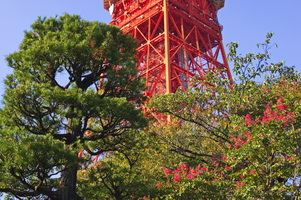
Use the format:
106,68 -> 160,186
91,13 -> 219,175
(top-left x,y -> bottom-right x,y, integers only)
229,135 -> 248,148
160,163 -> 202,184
156,183 -> 164,187
261,104 -> 295,126
245,114 -> 256,126
283,155 -> 296,160
245,97 -> 295,127
236,181 -> 245,188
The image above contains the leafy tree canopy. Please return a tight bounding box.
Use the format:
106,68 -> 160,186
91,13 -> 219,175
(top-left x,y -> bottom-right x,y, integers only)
142,33 -> 301,199
0,13 -> 146,200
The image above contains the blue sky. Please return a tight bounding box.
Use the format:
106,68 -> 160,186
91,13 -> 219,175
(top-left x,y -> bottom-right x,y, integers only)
0,0 -> 301,103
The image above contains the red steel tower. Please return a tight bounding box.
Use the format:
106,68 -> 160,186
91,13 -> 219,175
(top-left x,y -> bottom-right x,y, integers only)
103,0 -> 232,97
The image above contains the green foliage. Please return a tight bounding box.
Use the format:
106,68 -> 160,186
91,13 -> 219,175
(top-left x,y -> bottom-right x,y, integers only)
0,131 -> 77,199
146,33 -> 301,199
0,13 -> 146,199
77,128 -> 168,200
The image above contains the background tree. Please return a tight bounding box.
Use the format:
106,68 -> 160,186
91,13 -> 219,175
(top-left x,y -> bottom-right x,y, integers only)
146,33 -> 301,199
0,14 -> 146,200
77,130 -> 160,200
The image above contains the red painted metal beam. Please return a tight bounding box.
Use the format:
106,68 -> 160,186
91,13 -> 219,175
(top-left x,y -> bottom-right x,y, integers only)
104,0 -> 233,117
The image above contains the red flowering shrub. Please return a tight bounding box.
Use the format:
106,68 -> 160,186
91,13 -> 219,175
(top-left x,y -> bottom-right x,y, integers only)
146,35 -> 301,199
155,89 -> 301,199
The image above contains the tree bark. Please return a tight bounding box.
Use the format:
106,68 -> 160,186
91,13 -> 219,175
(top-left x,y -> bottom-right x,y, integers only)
59,165 -> 82,200
59,115 -> 82,200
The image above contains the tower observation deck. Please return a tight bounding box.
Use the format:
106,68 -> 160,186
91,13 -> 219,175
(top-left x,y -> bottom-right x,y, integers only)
103,0 -> 232,99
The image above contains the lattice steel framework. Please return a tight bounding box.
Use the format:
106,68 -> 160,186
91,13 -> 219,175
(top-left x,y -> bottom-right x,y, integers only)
104,0 -> 232,98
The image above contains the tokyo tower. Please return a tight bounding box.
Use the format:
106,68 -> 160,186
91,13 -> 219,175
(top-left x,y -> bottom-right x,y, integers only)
103,0 -> 232,97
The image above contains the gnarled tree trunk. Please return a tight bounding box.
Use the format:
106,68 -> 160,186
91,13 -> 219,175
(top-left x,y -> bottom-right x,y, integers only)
60,165 -> 82,200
